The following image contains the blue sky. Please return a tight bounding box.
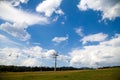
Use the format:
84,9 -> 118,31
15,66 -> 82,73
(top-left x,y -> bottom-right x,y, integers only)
0,0 -> 120,68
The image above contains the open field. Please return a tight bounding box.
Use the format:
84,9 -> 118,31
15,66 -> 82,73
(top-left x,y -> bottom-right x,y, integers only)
0,68 -> 120,80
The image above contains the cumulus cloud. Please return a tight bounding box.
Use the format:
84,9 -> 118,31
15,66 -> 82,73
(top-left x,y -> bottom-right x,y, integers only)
23,46 -> 43,58
0,1 -> 48,25
75,27 -> 84,37
77,0 -> 120,20
58,54 -> 70,62
0,47 -> 22,65
1,33 -> 120,67
0,47 -> 41,66
0,37 -> 70,67
69,34 -> 120,68
45,49 -> 57,59
52,35 -> 69,43
0,46 -> 42,67
0,44 -> 59,66
100,34 -> 120,47
36,0 -> 63,17
81,33 -> 108,44
0,1 -> 49,41
0,22 -> 30,41
21,58 -> 40,67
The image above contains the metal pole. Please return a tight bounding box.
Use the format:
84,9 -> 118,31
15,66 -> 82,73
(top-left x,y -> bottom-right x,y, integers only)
41,56 -> 42,71
41,55 -> 45,71
54,53 -> 58,71
54,55 -> 57,71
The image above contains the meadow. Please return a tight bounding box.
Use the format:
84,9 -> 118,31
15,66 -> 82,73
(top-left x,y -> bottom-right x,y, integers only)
0,68 -> 120,80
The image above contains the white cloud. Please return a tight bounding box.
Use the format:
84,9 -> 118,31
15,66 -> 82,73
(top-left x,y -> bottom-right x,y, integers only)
0,34 -> 21,47
0,44 -> 59,66
69,34 -> 120,67
24,48 -> 57,60
0,1 -> 48,25
20,0 -> 28,3
100,34 -> 120,47
52,35 -> 69,43
77,0 -> 120,20
75,27 -> 84,37
9,0 -> 29,6
1,33 -> 120,67
0,1 -> 49,41
58,54 -> 70,62
0,22 -> 30,41
0,47 -> 40,66
36,0 -> 63,17
55,9 -> 64,15
81,33 -> 108,44
0,47 -> 22,65
23,46 -> 47,59
0,33 -> 59,64
0,47 -> 41,67
21,58 -> 40,67
45,49 -> 57,59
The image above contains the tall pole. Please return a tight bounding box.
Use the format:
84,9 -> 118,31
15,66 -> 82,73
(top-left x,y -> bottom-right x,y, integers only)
53,52 -> 58,71
41,56 -> 43,71
41,55 -> 45,71
54,55 -> 57,71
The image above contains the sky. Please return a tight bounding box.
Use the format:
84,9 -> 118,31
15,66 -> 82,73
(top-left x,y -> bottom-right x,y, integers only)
0,0 -> 120,68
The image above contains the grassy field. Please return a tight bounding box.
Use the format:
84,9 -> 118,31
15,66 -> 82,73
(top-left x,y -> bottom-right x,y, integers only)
0,68 -> 120,80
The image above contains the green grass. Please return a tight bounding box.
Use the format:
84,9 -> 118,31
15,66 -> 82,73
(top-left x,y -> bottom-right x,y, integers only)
0,68 -> 120,80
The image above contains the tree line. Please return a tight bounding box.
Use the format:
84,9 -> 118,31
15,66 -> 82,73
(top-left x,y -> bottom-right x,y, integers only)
0,65 -> 79,72
0,65 -> 119,72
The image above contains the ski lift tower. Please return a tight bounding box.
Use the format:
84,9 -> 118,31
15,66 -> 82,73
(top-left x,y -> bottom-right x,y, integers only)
53,52 -> 59,71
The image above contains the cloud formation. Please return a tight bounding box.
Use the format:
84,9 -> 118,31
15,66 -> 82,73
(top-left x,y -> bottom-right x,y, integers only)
0,34 -> 21,47
77,0 -> 120,20
0,34 -> 62,66
0,22 -> 30,41
55,9 -> 64,15
81,33 -> 108,44
0,33 -> 120,67
0,45 -> 58,66
0,1 -> 48,25
0,47 -> 22,65
0,1 -> 48,41
21,58 -> 40,67
36,0 -> 63,17
69,34 -> 120,68
52,35 -> 69,43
